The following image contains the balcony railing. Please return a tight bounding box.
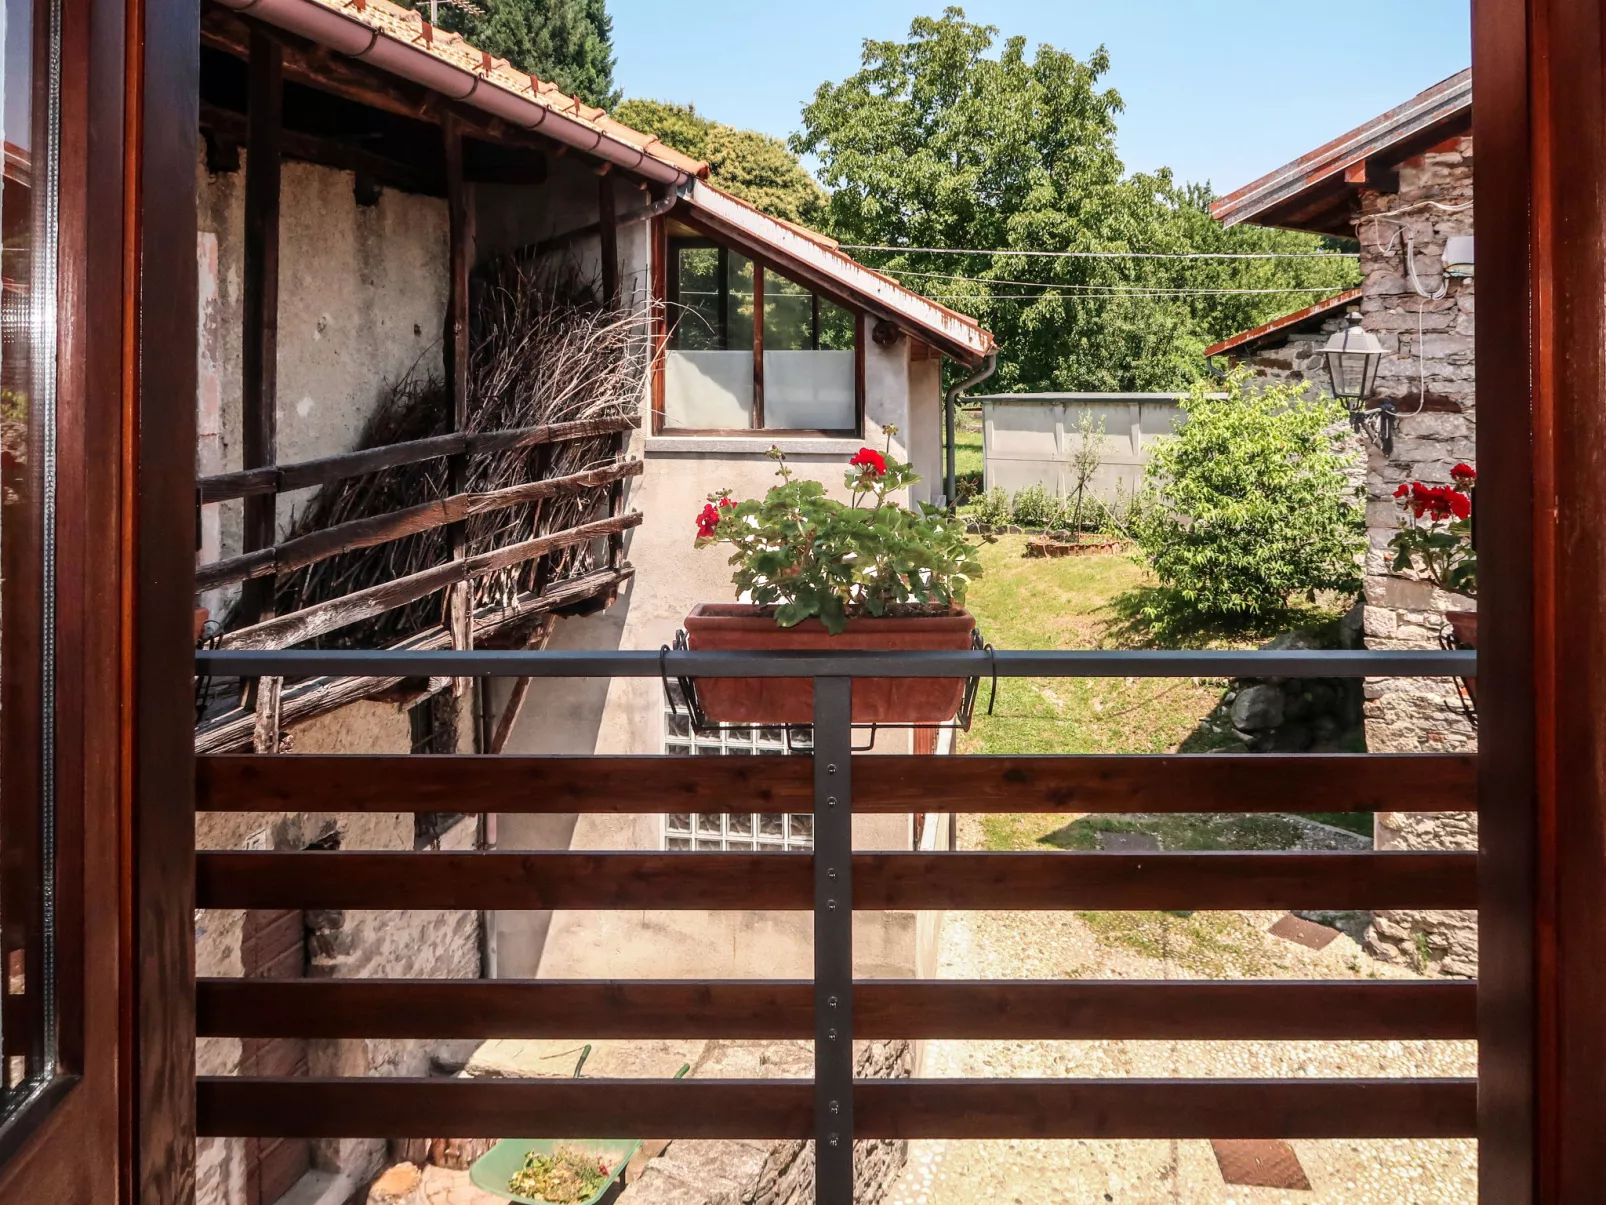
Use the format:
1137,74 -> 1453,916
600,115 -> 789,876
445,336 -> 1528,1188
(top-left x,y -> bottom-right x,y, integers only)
192,645 -> 1479,1204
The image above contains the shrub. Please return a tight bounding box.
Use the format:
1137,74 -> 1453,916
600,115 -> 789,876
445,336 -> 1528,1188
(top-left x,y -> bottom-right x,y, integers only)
1010,484 -> 1060,528
1130,370 -> 1363,624
972,487 -> 1012,529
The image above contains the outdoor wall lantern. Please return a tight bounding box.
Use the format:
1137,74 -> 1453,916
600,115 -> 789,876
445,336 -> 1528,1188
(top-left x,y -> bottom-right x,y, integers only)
1323,310 -> 1394,453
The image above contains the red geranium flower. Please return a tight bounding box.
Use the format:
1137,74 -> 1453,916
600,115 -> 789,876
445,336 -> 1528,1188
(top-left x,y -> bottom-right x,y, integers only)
849,447 -> 887,476
1449,489 -> 1472,520
696,497 -> 736,538
1451,463 -> 1477,484
1394,483 -> 1410,498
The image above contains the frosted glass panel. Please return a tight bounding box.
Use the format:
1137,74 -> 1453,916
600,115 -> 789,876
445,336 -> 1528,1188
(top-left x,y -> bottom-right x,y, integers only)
664,350 -> 755,429
762,351 -> 856,430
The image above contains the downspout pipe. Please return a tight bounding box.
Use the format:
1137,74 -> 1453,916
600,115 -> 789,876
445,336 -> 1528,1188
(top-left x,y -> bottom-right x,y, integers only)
945,352 -> 997,512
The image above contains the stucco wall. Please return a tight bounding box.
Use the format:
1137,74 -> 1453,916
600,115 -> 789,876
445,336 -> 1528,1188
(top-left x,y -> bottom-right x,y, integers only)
195,150 -> 450,618
1352,135 -> 1478,977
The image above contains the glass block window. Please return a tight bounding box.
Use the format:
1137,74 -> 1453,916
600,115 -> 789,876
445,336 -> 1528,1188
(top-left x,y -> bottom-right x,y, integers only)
662,681 -> 814,851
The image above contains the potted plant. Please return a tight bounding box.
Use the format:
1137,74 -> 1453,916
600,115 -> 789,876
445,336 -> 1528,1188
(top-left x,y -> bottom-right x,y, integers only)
685,434 -> 982,724
1389,461 -> 1477,653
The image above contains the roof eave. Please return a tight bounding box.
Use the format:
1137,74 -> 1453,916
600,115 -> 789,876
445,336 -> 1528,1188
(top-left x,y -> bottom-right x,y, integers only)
1212,70 -> 1472,233
681,181 -> 995,365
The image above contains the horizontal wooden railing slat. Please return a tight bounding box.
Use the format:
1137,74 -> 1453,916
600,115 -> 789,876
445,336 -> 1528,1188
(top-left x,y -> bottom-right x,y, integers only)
195,850 -> 1478,911
195,978 -> 1478,1041
196,1076 -> 1477,1140
217,512 -> 642,650
193,567 -> 630,754
196,413 -> 641,503
854,1078 -> 1478,1140
196,753 -> 1476,815
196,460 -> 644,591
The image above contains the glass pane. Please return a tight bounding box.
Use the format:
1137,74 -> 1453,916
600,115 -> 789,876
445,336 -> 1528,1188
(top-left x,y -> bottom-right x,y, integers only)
725,252 -> 754,350
818,297 -> 856,351
669,243 -> 754,353
762,351 -> 856,431
763,272 -> 814,352
1,0 -> 58,1102
670,245 -> 720,351
663,351 -> 754,429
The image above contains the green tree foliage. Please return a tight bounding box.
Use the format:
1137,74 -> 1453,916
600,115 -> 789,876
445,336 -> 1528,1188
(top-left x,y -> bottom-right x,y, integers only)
793,9 -> 1359,392
1130,371 -> 1364,626
428,0 -> 618,109
614,99 -> 828,227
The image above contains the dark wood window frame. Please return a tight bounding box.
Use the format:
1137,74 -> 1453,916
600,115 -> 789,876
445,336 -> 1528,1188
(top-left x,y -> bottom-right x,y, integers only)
656,231 -> 866,439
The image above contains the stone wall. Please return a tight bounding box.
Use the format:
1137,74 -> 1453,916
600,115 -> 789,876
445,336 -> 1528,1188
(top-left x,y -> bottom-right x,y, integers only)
195,700 -> 484,1205
1351,135 -> 1478,977
1231,308 -> 1351,391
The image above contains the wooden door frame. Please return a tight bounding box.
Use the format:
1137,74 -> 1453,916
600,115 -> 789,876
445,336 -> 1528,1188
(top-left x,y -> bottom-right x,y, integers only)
127,0 -> 201,1195
1473,0 -> 1606,1200
3,0 -> 1598,1199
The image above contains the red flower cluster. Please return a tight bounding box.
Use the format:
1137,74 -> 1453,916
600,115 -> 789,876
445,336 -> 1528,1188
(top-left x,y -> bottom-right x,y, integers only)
849,447 -> 887,476
695,497 -> 735,538
1451,462 -> 1477,486
1394,480 -> 1472,522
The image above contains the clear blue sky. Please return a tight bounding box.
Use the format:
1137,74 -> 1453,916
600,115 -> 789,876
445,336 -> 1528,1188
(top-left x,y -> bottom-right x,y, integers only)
608,0 -> 1471,195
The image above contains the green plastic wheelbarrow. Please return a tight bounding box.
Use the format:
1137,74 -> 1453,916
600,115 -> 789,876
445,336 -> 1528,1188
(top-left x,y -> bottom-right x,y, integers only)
467,1051 -> 691,1205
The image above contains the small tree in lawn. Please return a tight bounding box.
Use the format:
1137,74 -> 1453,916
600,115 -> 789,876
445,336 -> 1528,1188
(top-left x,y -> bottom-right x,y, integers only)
1067,411 -> 1106,535
1131,369 -> 1363,628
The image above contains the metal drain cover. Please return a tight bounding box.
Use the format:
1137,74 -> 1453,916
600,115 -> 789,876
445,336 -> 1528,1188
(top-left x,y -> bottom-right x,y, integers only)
1269,912 -> 1342,950
1210,1139 -> 1312,1190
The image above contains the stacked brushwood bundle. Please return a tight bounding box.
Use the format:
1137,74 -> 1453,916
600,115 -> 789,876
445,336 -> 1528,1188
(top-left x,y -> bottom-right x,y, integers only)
271,257 -> 649,650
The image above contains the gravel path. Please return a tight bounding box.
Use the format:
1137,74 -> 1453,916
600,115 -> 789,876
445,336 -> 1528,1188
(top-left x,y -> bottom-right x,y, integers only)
882,818 -> 1477,1205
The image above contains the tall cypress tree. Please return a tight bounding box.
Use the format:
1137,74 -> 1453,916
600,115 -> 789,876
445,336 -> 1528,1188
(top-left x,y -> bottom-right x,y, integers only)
429,0 -> 619,109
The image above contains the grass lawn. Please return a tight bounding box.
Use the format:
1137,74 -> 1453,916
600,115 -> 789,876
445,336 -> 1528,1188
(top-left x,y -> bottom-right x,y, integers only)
956,534 -> 1367,851
951,407 -> 984,479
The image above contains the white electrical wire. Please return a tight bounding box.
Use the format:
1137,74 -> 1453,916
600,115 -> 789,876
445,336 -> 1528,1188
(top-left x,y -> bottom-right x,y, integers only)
839,244 -> 1358,260
877,266 -> 1359,292
922,286 -> 1353,299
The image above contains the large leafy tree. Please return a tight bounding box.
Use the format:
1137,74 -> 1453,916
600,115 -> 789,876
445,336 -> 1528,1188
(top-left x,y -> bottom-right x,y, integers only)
430,0 -> 619,109
614,99 -> 828,228
793,9 -> 1358,392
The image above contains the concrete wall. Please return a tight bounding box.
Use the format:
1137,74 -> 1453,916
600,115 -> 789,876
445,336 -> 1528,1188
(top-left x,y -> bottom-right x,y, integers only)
194,703 -> 482,1205
1351,135 -> 1477,978
979,393 -> 1185,507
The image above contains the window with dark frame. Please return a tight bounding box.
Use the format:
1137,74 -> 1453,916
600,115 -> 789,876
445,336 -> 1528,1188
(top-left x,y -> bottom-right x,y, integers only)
0,0 -> 62,1128
663,235 -> 860,434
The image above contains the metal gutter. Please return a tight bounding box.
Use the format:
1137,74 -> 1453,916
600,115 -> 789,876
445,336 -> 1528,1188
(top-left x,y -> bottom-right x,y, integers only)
1212,69 -> 1471,229
215,0 -> 694,186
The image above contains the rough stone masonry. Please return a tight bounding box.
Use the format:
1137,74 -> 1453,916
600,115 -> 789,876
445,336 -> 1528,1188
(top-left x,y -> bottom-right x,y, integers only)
1352,134 -> 1478,979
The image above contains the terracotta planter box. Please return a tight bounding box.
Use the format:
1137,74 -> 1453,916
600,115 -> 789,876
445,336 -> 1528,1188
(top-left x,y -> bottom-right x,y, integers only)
682,603 -> 976,725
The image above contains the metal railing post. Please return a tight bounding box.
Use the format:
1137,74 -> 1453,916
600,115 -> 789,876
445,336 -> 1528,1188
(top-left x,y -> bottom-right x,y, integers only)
813,677 -> 854,1204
